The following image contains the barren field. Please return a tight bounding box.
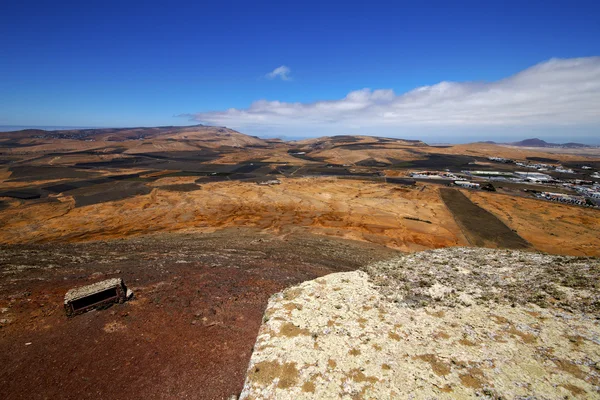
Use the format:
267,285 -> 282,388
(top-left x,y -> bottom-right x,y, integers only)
0,178 -> 467,252
466,191 -> 600,256
0,229 -> 398,400
1,176 -> 599,255
440,188 -> 530,249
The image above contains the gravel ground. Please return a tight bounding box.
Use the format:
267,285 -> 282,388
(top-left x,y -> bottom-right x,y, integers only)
0,228 -> 398,400
366,247 -> 600,314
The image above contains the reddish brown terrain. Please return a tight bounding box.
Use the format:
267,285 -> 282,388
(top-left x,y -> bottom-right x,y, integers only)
0,229 -> 398,399
1,125 -> 599,399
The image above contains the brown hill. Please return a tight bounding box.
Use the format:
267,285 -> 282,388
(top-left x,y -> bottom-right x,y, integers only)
0,125 -> 269,155
3,125 -> 597,165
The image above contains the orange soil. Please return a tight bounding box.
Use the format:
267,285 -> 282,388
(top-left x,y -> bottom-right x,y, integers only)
466,191 -> 600,256
309,147 -> 423,165
1,177 -> 598,256
0,178 -> 467,252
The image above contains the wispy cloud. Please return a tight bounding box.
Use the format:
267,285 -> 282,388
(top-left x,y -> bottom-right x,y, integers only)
266,65 -> 292,81
185,57 -> 600,140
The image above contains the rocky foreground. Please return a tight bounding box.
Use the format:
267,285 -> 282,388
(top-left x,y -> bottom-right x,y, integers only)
240,248 -> 600,399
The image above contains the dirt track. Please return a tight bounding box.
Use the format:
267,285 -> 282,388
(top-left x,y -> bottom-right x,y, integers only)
0,229 -> 398,400
440,188 -> 530,249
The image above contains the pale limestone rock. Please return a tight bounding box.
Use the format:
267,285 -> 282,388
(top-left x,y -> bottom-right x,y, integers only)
241,266 -> 600,399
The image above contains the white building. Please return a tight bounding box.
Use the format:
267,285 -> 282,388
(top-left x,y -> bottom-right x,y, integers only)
455,181 -> 480,189
555,167 -> 575,173
410,171 -> 463,180
488,157 -> 510,163
514,171 -> 552,182
468,171 -> 506,176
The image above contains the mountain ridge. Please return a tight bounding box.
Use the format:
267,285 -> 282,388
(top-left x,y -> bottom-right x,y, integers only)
482,137 -> 594,148
3,125 -> 598,148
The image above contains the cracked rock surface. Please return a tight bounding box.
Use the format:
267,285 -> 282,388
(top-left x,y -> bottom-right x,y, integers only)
241,249 -> 600,399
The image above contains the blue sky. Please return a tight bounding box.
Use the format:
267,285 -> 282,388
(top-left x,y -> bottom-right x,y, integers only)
1,0 -> 599,142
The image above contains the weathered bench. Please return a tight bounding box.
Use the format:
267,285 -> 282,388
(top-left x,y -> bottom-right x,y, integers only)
64,278 -> 131,317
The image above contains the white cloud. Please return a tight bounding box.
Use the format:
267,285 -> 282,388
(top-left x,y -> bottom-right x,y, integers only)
187,57 -> 600,141
266,65 -> 292,81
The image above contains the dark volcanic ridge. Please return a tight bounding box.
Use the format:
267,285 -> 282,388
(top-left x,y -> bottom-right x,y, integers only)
482,138 -> 596,148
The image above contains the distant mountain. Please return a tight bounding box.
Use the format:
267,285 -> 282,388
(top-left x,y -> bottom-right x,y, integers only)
474,138 -> 594,148
292,135 -> 428,148
0,124 -> 267,143
561,142 -> 594,148
0,124 -> 270,153
511,138 -> 549,147
509,138 -> 592,148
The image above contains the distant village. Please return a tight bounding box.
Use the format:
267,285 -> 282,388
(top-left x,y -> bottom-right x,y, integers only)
408,156 -> 600,208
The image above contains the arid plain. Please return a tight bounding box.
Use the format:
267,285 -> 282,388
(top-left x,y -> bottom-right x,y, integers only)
1,125 -> 599,399
1,125 -> 599,255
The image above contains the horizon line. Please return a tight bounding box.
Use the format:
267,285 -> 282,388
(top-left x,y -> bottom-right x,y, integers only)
1,124 -> 599,146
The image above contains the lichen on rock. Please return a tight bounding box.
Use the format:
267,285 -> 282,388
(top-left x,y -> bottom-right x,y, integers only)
240,249 -> 600,399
